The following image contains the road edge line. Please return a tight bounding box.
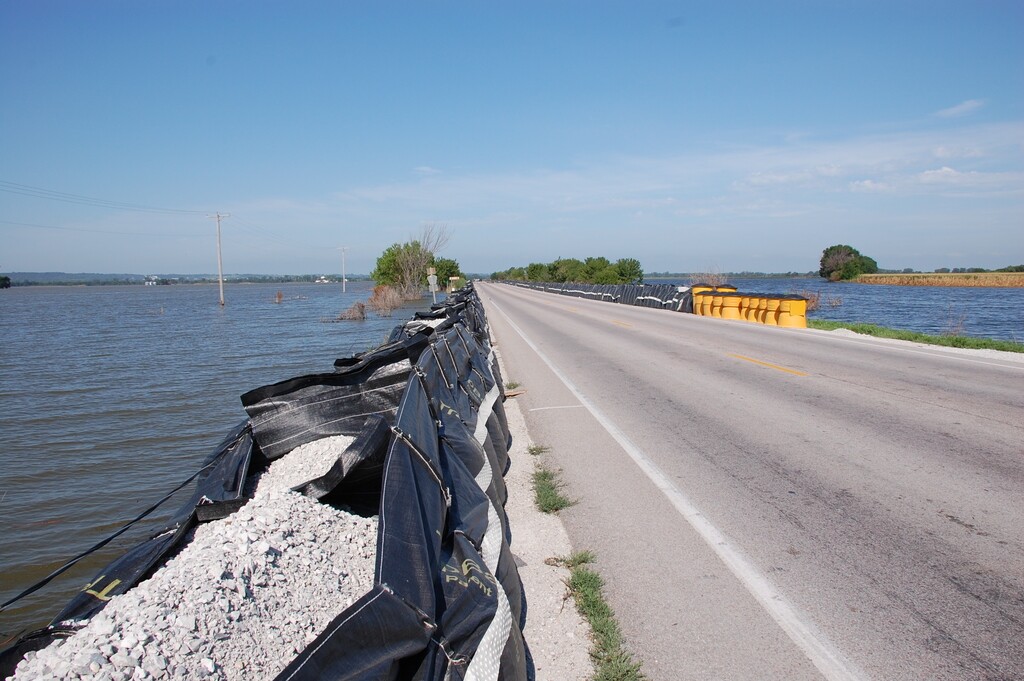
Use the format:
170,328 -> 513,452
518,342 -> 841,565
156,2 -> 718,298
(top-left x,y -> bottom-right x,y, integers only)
487,294 -> 865,681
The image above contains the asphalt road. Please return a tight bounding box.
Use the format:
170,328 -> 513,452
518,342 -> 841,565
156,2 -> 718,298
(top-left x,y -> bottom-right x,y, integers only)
477,282 -> 1024,681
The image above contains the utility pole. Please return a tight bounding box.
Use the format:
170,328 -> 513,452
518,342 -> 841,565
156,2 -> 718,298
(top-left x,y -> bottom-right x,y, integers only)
338,246 -> 348,293
207,212 -> 230,306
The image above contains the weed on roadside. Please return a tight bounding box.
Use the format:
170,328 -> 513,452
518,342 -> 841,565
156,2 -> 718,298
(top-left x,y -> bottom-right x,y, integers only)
533,466 -> 574,513
527,444 -> 551,456
505,380 -> 521,390
554,551 -> 645,681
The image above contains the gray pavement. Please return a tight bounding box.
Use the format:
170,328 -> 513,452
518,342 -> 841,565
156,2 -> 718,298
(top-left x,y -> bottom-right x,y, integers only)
478,281 -> 1024,681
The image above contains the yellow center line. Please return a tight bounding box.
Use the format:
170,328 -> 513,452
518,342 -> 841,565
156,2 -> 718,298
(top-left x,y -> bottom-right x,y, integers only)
611,319 -> 633,328
729,354 -> 808,376
542,300 -> 579,313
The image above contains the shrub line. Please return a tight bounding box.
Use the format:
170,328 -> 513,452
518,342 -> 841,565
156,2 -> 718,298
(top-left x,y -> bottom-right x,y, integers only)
808,320 -> 1023,353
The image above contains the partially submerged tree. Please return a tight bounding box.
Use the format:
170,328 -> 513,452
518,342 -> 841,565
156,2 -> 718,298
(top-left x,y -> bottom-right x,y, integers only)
432,256 -> 463,287
371,223 -> 452,298
819,244 -> 878,281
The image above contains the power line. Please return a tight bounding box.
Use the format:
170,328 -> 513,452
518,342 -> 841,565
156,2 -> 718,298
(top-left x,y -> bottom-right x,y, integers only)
230,214 -> 333,252
0,180 -> 208,215
0,219 -> 206,237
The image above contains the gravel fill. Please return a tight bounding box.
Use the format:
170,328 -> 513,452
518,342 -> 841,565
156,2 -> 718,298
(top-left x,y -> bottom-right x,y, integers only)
9,435 -> 377,681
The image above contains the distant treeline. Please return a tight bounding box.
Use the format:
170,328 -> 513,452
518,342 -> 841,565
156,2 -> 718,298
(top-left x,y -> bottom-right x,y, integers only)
2,273 -> 372,287
875,265 -> 1024,274
646,271 -> 817,279
491,257 -> 644,284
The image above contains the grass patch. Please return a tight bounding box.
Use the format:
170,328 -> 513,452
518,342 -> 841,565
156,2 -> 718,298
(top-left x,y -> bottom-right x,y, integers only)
555,551 -> 645,681
527,443 -> 550,456
808,320 -> 1024,353
532,465 -> 574,513
505,380 -> 521,389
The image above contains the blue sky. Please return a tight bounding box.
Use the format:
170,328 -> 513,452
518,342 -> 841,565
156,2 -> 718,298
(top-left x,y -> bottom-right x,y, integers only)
2,1 -> 1022,276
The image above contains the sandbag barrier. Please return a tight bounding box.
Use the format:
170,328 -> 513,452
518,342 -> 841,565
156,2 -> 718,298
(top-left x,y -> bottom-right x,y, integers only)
0,283 -> 532,681
504,281 -> 807,328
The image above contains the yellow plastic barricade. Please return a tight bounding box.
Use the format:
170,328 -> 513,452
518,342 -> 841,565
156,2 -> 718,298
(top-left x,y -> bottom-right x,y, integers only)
739,296 -> 751,321
749,294 -> 765,321
721,293 -> 742,320
691,290 -> 703,315
711,293 -> 724,318
765,298 -> 781,326
777,297 -> 793,327
780,296 -> 808,328
691,286 -> 713,316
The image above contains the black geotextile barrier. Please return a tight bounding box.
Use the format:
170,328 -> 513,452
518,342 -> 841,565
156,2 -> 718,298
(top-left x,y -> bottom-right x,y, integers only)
241,330 -> 433,460
1,283 -> 530,680
276,317 -> 527,681
508,280 -> 693,313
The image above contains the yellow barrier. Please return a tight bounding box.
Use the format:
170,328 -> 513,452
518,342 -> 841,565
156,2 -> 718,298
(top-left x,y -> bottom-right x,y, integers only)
748,297 -> 763,322
779,296 -> 807,328
687,287 -> 807,328
711,293 -> 724,318
777,298 -> 793,327
721,294 -> 742,320
691,286 -> 713,316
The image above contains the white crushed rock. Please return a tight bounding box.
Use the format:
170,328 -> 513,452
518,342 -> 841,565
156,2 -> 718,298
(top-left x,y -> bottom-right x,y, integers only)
9,435 -> 374,681
251,435 -> 356,493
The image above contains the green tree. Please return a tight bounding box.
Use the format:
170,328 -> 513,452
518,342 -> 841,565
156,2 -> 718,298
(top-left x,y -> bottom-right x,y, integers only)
371,224 -> 452,298
583,256 -> 611,280
526,262 -> 552,281
551,258 -> 586,282
819,244 -> 878,281
614,258 -> 644,284
0,275 -> 10,289
432,256 -> 462,285
591,265 -> 621,284
370,242 -> 407,287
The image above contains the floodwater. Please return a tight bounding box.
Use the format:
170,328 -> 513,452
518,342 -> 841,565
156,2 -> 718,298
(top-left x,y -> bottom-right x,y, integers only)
0,281 -> 413,640
656,277 -> 1024,342
1,276 -> 1021,642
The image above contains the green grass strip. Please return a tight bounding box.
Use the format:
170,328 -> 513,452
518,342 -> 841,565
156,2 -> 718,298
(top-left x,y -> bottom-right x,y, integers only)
808,320 -> 1024,353
558,551 -> 645,681
532,465 -> 574,513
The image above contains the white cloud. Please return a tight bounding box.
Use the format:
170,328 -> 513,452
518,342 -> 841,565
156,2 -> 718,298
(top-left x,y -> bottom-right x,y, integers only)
919,166 -> 966,183
191,120 -> 1023,272
849,179 -> 891,193
935,99 -> 985,118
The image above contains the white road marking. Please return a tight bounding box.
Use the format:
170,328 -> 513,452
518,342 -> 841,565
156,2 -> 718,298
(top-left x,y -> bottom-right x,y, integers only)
528,405 -> 585,412
489,298 -> 866,681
